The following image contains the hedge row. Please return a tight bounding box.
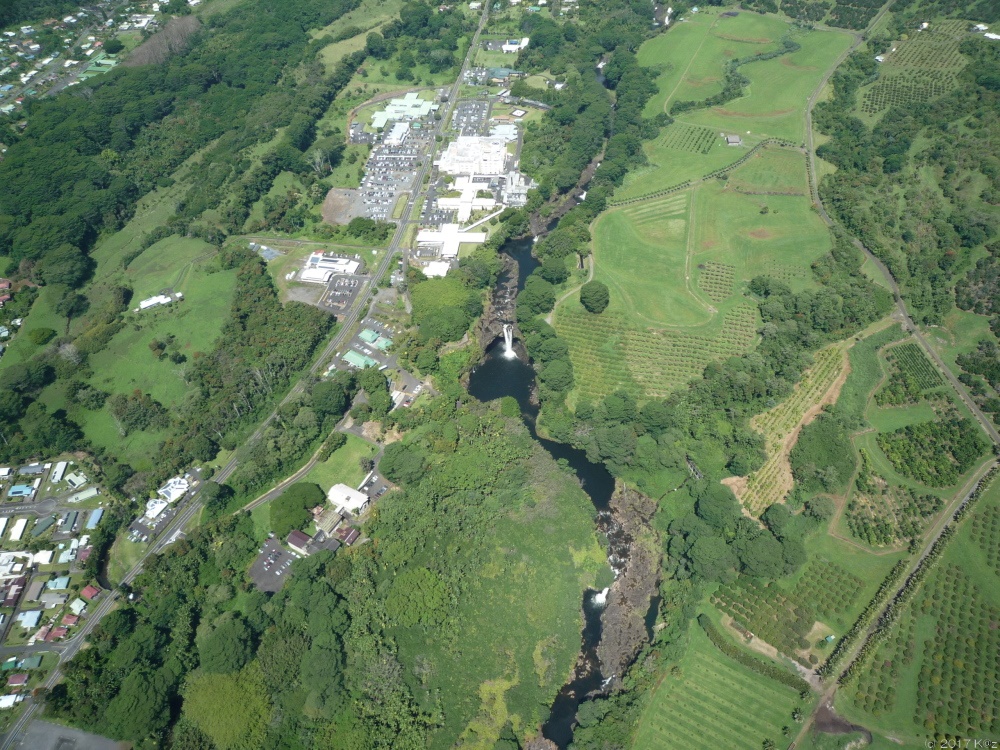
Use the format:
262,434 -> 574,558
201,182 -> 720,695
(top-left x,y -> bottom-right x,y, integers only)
816,559 -> 908,678
698,614 -> 811,695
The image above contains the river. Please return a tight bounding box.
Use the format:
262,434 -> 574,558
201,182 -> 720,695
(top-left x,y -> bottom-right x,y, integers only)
466,237 -> 628,748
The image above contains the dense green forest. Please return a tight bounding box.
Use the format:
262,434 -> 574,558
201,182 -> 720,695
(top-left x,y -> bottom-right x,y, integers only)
0,0 -> 79,28
47,398 -> 607,749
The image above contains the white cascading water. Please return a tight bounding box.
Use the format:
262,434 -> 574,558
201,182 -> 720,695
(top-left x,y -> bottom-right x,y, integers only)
592,587 -> 610,607
503,323 -> 517,359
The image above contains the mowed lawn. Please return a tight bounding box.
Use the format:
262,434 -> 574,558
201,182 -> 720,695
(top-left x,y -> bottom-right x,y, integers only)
304,433 -> 377,491
683,27 -> 853,143
592,192 -> 714,328
633,625 -> 801,750
639,10 -> 788,119
692,178 -> 830,293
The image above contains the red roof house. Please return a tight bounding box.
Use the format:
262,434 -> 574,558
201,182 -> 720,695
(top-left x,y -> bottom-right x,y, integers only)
0,280 -> 10,290
6,674 -> 27,688
80,585 -> 101,601
61,614 -> 79,627
46,626 -> 68,641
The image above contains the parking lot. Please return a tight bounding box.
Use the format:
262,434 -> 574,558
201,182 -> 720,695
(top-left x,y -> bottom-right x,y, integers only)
359,132 -> 434,221
127,505 -> 177,544
250,539 -> 297,593
420,182 -> 457,225
451,100 -> 490,136
320,274 -> 365,313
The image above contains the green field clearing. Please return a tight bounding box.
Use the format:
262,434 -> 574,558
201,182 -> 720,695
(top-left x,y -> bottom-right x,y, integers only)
592,192 -> 712,328
692,179 -> 830,290
620,12 -> 850,201
866,401 -> 938,432
640,10 -> 788,119
245,171 -> 301,229
304,433 -> 377,491
725,145 -> 809,195
836,476 -> 1000,744
925,306 -> 994,379
633,624 -> 803,750
681,28 -> 853,143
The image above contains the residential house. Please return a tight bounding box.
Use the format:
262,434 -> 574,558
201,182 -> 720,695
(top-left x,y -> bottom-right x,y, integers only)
80,585 -> 100,600
39,592 -> 68,609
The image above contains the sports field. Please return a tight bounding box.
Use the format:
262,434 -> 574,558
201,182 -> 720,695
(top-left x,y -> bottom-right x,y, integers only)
633,625 -> 802,750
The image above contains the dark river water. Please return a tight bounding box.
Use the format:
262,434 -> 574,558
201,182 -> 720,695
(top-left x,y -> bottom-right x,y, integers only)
466,237 -> 620,748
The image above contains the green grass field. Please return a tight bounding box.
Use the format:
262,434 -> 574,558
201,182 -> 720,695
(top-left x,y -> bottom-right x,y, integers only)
633,625 -> 803,750
616,11 -> 851,201
559,151 -> 829,401
304,434 -> 377,491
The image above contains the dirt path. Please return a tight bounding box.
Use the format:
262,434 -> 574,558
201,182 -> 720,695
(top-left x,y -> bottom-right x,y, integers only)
544,255 -> 594,326
683,184 -> 717,315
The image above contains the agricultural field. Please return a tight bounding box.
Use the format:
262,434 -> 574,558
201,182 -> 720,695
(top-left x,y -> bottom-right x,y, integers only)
618,10 -> 851,200
632,625 -> 804,750
712,559 -> 865,667
837,477 -> 1000,744
560,148 -> 830,402
553,301 -> 758,401
826,327 -> 991,550
858,20 -> 969,120
732,341 -> 849,516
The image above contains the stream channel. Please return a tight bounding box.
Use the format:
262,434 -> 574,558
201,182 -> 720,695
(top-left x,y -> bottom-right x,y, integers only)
466,237 -> 632,748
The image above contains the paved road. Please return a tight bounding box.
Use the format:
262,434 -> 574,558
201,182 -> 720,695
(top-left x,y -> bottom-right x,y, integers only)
0,9 -> 492,747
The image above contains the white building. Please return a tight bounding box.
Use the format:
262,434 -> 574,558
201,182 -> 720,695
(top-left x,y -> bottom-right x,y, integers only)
371,92 -> 439,129
416,223 -> 488,259
8,519 -> 26,542
307,253 -> 361,276
501,37 -> 529,53
299,268 -> 333,284
135,293 -> 182,312
157,476 -> 190,503
327,483 -> 370,515
49,461 -> 67,484
385,122 -> 410,146
437,136 -> 509,177
435,176 -> 497,222
145,498 -> 169,520
422,261 -> 453,278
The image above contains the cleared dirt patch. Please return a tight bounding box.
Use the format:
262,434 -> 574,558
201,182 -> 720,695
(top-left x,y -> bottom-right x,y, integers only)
322,188 -> 363,224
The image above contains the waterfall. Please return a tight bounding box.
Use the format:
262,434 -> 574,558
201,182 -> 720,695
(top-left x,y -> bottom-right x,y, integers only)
503,323 -> 517,359
592,587 -> 609,607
